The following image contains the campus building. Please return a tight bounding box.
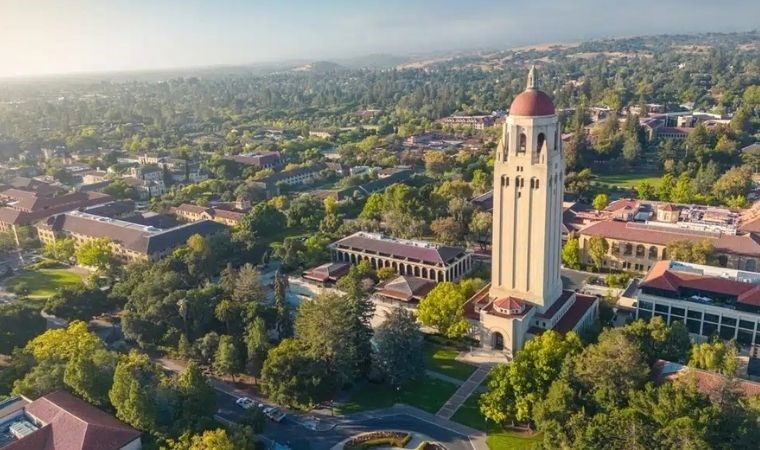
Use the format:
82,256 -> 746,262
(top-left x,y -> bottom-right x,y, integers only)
228,151 -> 282,169
634,260 -> 760,348
0,391 -> 142,450
578,220 -> 760,273
171,203 -> 245,227
0,186 -> 111,237
329,231 -> 473,283
465,67 -> 598,357
439,114 -> 499,130
249,163 -> 328,197
36,207 -> 226,262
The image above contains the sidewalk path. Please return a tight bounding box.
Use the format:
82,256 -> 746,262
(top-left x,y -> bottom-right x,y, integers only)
435,365 -> 492,420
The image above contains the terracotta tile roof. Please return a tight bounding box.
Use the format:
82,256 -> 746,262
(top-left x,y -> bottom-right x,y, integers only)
43,213 -> 225,256
535,290 -> 574,320
605,199 -> 639,213
211,208 -> 244,221
658,126 -> 693,136
0,207 -> 25,225
375,275 -> 434,302
5,391 -> 141,450
641,260 -> 760,307
552,293 -> 597,334
714,233 -> 760,257
739,215 -> 760,233
652,360 -> 760,399
333,232 -> 466,266
302,262 -> 350,283
493,297 -> 523,310
580,220 -> 760,257
1,188 -> 45,202
482,296 -> 533,319
173,204 -> 244,222
464,283 -> 492,320
0,192 -> 112,226
174,203 -> 212,215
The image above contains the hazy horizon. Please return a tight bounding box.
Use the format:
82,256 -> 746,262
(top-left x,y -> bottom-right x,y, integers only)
1,0 -> 758,78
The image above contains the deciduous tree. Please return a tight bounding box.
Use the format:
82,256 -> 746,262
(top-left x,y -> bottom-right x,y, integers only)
562,237 -> 581,269
417,282 -> 469,339
480,331 -> 582,425
587,235 -> 609,271
373,308 -> 425,386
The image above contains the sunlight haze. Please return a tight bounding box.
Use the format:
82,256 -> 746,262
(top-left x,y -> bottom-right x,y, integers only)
0,0 -> 758,77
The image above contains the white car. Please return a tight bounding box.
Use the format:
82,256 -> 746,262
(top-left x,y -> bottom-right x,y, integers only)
236,397 -> 255,409
265,407 -> 287,422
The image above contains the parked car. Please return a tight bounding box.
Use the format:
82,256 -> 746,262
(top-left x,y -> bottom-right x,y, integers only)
236,397 -> 256,409
265,407 -> 287,422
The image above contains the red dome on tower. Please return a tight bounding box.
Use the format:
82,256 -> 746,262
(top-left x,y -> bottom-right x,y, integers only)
509,90 -> 555,116
508,66 -> 555,117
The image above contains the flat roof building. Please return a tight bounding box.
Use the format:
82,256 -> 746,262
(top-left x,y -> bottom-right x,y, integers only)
634,260 -> 760,348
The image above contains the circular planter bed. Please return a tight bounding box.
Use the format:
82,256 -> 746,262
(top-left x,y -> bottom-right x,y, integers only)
343,431 -> 412,450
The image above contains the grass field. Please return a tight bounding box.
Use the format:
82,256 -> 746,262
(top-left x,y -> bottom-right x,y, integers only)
451,393 -> 543,450
596,173 -> 662,188
4,268 -> 85,298
337,376 -> 458,415
424,345 -> 477,381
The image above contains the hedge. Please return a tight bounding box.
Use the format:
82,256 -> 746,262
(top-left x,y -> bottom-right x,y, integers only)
344,431 -> 412,450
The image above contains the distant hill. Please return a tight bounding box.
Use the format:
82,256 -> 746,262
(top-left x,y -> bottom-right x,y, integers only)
291,61 -> 347,73
336,53 -> 411,69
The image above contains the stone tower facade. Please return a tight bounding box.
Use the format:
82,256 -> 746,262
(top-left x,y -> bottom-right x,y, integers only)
489,66 -> 564,312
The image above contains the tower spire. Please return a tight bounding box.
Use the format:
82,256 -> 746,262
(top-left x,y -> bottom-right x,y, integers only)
526,65 -> 537,90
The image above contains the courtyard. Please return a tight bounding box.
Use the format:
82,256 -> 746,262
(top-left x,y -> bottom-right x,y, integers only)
3,266 -> 86,299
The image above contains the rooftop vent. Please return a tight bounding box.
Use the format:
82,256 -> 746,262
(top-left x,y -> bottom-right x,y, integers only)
9,420 -> 38,439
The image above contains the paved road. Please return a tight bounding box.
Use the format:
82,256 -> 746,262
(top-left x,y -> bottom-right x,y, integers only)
215,390 -> 478,450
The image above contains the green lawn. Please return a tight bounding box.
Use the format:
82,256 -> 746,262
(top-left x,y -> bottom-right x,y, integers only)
424,344 -> 477,381
452,393 -> 543,450
596,173 -> 662,188
4,268 -> 85,298
338,376 -> 458,415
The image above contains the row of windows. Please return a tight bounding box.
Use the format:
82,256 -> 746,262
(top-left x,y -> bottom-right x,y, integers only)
501,176 -> 540,190
609,242 -> 663,259
639,301 -> 758,330
638,309 -> 760,344
616,261 -> 650,271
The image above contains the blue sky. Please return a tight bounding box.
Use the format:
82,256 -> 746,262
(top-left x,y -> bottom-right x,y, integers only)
0,0 -> 757,77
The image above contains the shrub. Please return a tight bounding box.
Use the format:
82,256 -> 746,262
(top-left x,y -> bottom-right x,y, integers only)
424,333 -> 477,350
10,281 -> 29,295
344,431 -> 411,450
30,259 -> 65,270
415,443 -> 446,450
